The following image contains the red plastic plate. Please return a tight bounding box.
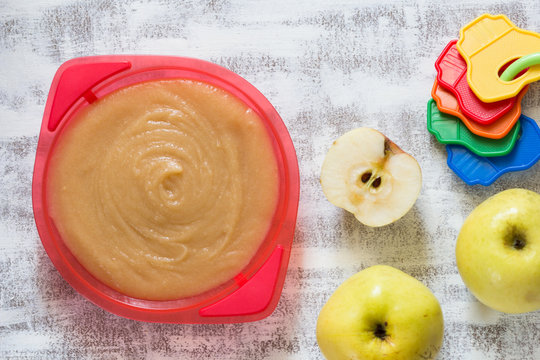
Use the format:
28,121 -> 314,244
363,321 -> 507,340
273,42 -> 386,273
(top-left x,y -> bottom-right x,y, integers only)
32,56 -> 300,323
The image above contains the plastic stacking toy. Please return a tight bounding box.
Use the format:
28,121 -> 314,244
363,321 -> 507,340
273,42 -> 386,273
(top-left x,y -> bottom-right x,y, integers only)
446,115 -> 540,186
427,99 -> 520,157
435,40 -> 517,125
431,80 -> 526,139
457,14 -> 540,102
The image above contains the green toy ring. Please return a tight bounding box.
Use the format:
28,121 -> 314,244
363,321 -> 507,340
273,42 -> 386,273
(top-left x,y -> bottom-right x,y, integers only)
500,52 -> 540,81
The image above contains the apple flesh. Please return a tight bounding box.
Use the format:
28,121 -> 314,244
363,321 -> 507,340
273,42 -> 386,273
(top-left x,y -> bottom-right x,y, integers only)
456,188 -> 540,313
316,265 -> 444,360
320,128 -> 422,227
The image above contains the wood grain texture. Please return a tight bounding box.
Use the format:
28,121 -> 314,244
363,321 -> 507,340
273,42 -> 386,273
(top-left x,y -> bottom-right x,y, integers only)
1,0 -> 540,359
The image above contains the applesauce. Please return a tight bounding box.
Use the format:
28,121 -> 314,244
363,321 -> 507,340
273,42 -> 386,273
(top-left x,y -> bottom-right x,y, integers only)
47,79 -> 279,301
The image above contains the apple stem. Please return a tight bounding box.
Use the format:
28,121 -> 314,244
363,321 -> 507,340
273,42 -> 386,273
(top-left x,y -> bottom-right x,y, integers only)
374,323 -> 388,340
513,236 -> 526,250
506,230 -> 526,250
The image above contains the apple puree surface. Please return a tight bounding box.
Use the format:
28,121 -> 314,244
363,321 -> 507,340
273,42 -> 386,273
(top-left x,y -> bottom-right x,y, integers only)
47,79 -> 279,301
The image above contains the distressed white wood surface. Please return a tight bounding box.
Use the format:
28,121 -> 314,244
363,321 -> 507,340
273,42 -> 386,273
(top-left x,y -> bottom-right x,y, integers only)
1,0 -> 540,359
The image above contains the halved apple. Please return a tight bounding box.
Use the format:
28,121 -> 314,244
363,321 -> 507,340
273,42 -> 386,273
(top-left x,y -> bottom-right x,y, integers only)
320,128 -> 422,227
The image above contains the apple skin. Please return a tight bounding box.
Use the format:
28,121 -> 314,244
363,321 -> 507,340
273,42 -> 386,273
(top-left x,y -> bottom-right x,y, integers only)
316,265 -> 444,360
456,188 -> 540,314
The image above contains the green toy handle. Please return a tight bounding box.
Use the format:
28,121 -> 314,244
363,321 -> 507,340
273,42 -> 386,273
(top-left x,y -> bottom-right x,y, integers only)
500,52 -> 540,81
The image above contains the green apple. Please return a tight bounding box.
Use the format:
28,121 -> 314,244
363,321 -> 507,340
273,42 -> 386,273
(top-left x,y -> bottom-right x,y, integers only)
316,265 -> 444,360
456,188 -> 540,313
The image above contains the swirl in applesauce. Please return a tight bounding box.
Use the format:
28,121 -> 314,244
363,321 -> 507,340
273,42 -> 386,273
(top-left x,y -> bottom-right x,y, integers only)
47,80 -> 279,300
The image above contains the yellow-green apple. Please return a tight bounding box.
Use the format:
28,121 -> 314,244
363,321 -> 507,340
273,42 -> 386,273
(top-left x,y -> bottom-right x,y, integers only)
316,265 -> 444,360
320,128 -> 422,227
456,188 -> 540,313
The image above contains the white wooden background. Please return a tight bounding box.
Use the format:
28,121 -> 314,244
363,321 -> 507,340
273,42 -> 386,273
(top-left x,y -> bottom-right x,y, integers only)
1,0 -> 540,359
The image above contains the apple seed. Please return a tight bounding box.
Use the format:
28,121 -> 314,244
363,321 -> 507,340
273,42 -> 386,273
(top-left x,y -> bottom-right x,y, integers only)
360,172 -> 372,183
